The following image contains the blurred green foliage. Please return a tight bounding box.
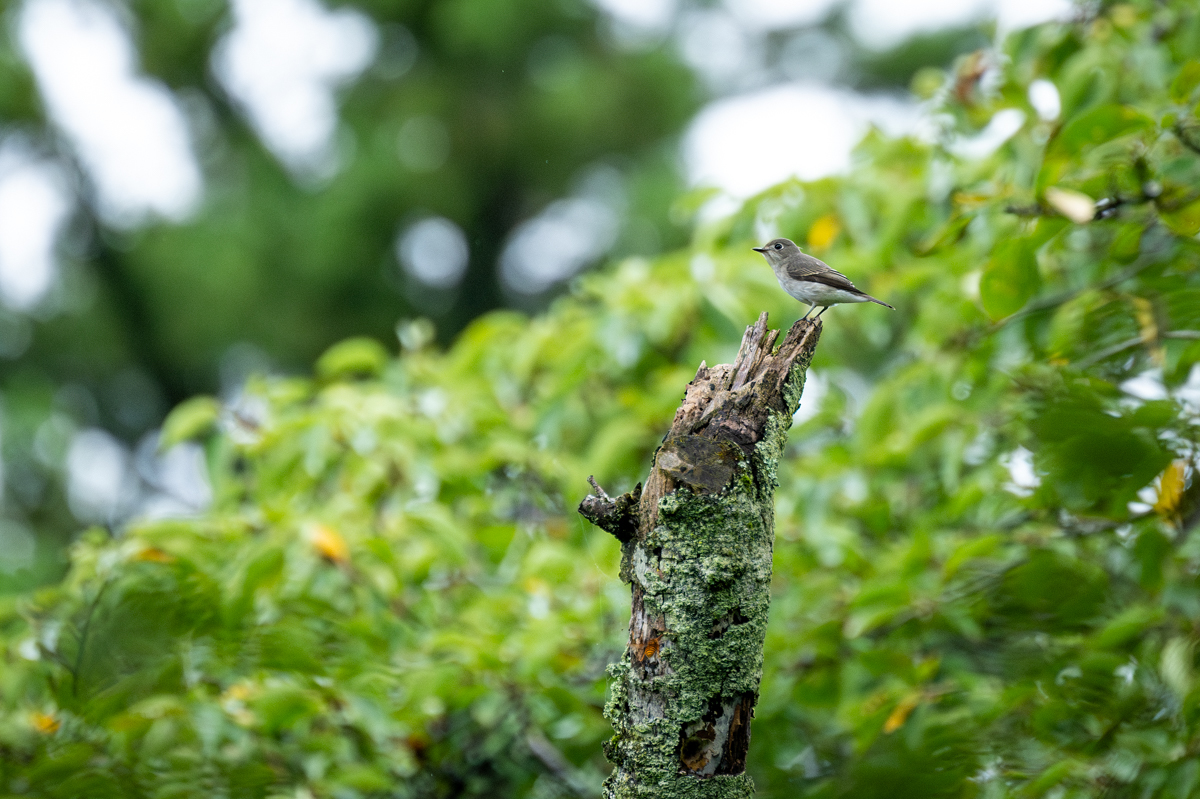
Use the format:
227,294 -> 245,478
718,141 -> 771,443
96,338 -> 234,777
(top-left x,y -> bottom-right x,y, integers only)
14,0 -> 699,397
0,0 -> 702,583
6,1 -> 1200,797
0,0 -> 990,587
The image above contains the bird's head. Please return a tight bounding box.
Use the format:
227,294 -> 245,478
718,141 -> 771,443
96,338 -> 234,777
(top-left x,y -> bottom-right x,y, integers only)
752,237 -> 801,265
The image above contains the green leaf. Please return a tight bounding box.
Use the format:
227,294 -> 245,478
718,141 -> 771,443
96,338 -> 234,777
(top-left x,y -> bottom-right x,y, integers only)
1026,759 -> 1082,794
252,685 -> 320,734
1109,223 -> 1143,262
996,550 -> 1107,630
942,534 -> 1003,580
914,213 -> 971,255
1055,104 -> 1155,152
1094,604 -> 1164,649
227,762 -> 277,796
1166,288 -> 1200,329
1171,61 -> 1200,103
257,622 -> 322,673
1128,400 -> 1178,428
1161,637 -> 1195,699
316,337 -> 391,381
1039,104 -> 1154,189
1160,197 -> 1200,236
159,396 -> 220,449
1134,528 -> 1171,590
1031,393 -> 1173,515
980,239 -> 1040,319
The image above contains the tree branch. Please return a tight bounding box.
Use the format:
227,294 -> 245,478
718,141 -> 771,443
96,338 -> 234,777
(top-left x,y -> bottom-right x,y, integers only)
579,477 -> 641,544
581,312 -> 821,798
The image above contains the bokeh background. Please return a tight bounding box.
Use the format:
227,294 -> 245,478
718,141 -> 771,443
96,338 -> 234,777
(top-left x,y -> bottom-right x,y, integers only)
6,2 -> 1200,797
0,0 -> 1069,585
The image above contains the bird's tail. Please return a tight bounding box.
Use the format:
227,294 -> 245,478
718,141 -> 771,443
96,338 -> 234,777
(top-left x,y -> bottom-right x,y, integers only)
865,294 -> 895,310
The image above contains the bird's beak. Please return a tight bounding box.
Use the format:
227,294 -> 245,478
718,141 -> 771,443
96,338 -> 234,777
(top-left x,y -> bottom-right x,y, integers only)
752,247 -> 765,253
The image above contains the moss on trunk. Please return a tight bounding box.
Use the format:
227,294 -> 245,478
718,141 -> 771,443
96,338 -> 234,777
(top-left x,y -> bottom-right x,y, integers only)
580,313 -> 822,798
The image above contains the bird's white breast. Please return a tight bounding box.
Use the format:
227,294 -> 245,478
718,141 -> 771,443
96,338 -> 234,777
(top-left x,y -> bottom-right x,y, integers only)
775,273 -> 868,307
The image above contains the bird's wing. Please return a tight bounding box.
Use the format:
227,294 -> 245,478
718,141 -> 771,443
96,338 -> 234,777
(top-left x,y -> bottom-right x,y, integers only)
785,254 -> 864,294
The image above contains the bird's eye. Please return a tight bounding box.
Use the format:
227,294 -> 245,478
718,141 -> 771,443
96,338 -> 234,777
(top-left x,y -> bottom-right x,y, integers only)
773,242 -> 783,250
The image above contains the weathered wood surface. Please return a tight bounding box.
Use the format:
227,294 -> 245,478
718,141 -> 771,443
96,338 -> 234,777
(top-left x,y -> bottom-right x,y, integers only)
580,312 -> 822,798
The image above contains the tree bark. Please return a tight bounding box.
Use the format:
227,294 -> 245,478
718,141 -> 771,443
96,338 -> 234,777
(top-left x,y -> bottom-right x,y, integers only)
579,312 -> 822,798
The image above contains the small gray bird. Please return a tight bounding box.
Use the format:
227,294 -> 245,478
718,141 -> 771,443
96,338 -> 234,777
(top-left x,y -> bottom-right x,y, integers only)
753,237 -> 894,320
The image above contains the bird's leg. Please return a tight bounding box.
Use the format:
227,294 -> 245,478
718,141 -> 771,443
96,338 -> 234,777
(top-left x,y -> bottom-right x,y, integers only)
813,306 -> 829,319
801,305 -> 814,320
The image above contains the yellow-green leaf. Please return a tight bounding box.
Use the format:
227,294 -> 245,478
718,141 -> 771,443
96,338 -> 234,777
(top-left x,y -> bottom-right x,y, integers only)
1160,197 -> 1200,236
316,337 -> 391,381
1171,61 -> 1200,103
159,396 -> 221,449
980,239 -> 1039,320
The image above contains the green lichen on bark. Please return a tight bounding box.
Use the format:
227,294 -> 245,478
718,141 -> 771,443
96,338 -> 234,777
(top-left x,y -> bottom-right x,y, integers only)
582,313 -> 821,798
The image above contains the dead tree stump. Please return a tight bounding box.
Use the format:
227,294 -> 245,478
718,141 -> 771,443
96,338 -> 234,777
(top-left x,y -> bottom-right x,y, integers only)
579,312 -> 822,798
